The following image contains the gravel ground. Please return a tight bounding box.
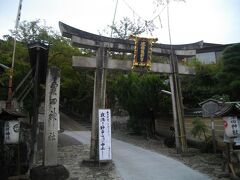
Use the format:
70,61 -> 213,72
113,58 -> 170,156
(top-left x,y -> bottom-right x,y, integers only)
58,145 -> 121,180
33,144 -> 121,180
112,130 -> 232,180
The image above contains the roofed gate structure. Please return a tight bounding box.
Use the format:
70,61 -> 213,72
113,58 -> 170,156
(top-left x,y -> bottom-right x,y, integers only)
59,21 -> 225,160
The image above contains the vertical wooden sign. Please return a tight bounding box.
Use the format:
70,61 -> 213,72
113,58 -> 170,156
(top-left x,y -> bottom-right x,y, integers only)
98,109 -> 112,161
43,67 -> 60,166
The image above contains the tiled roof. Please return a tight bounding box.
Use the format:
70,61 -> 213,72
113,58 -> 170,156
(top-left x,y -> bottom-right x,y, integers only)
214,102 -> 240,117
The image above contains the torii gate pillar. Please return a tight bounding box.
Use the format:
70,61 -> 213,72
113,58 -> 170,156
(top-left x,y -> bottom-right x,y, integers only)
90,44 -> 107,160
169,53 -> 187,153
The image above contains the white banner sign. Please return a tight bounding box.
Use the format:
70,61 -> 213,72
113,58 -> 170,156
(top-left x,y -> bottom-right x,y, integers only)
99,109 -> 112,161
4,121 -> 20,144
224,116 -> 240,138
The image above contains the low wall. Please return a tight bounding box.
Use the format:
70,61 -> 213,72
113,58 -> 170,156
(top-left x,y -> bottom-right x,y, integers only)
155,116 -> 225,144
185,117 -> 224,142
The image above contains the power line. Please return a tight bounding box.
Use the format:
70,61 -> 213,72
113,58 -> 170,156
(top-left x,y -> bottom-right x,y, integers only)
110,0 -> 119,38
121,0 -> 167,23
151,4 -> 167,22
121,0 -> 144,21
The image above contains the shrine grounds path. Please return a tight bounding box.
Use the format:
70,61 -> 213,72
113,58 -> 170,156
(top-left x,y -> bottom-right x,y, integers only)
63,130 -> 210,180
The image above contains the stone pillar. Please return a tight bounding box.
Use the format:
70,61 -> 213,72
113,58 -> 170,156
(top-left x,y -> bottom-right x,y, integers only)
43,67 -> 60,166
90,44 -> 107,160
31,67 -> 69,180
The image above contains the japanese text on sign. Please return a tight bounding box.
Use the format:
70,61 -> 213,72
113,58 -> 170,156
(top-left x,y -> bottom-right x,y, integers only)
98,109 -> 112,161
43,67 -> 60,166
4,121 -> 20,144
224,116 -> 240,138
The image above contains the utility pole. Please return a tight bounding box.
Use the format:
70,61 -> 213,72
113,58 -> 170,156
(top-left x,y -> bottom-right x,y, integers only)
167,0 -> 187,153
6,0 -> 23,109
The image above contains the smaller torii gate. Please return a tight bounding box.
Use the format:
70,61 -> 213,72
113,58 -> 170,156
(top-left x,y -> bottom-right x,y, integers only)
59,21 -> 200,159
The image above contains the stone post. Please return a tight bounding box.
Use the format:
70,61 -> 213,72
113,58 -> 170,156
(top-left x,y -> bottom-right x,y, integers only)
43,67 -> 60,166
31,67 -> 69,180
30,67 -> 69,180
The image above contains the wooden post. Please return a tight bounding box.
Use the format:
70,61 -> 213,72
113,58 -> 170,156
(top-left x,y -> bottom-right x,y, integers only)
43,67 -> 61,166
211,114 -> 217,153
90,44 -> 107,160
169,53 -> 187,153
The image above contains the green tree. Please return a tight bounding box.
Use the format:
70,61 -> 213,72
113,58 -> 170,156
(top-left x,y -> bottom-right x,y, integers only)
1,20 -> 94,118
217,43 -> 240,100
9,19 -> 56,44
113,72 -> 171,137
181,61 -> 222,107
191,117 -> 208,142
0,37 -> 30,100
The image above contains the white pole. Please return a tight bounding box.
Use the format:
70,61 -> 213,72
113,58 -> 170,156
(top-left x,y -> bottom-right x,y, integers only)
11,0 -> 23,70
7,0 -> 23,108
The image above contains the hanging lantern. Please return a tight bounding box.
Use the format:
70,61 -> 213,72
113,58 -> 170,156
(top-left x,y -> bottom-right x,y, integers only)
4,120 -> 20,144
223,116 -> 240,138
130,35 -> 158,70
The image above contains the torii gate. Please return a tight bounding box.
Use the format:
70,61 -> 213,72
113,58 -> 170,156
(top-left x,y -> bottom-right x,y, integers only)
59,21 -> 201,159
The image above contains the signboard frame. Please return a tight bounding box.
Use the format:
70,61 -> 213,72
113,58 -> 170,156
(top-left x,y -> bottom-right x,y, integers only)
98,109 -> 112,161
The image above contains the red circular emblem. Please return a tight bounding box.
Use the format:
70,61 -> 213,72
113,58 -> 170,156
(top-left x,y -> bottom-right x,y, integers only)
224,120 -> 228,128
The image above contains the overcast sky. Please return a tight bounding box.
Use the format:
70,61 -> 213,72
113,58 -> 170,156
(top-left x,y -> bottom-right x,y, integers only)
0,0 -> 240,44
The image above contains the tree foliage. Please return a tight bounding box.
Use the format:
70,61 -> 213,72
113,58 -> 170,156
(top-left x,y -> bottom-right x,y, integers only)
9,19 -> 57,44
0,20 -> 94,117
0,38 -> 30,99
191,117 -> 208,141
102,17 -> 156,39
181,61 -> 222,107
113,72 -> 171,136
216,43 -> 240,100
182,43 -> 240,107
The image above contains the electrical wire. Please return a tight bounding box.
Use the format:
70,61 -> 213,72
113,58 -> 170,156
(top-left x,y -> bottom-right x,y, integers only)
121,0 -> 167,23
167,1 -> 173,49
122,0 -> 144,20
110,0 -> 119,38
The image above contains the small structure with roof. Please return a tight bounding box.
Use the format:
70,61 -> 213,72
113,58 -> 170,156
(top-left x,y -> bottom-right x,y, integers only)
214,102 -> 240,178
0,109 -> 30,179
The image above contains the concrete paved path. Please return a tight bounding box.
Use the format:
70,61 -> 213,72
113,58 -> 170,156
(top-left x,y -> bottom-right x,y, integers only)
63,131 -> 210,180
